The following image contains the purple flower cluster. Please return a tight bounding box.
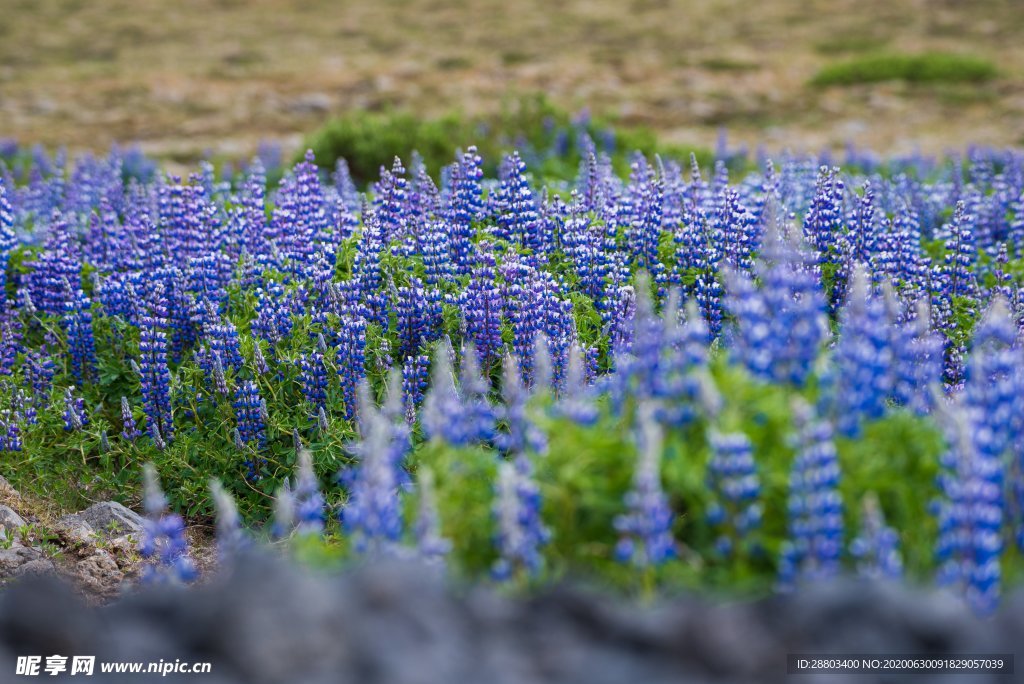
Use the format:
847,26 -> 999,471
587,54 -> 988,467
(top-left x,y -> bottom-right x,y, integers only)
0,409 -> 21,452
422,344 -> 496,447
6,139 -> 1024,609
727,223 -> 825,386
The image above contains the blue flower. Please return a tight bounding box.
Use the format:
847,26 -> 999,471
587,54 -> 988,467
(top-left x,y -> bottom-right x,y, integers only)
61,387 -> 88,432
850,493 -> 902,581
496,354 -> 547,458
414,468 -> 451,565
401,354 -> 430,425
779,401 -> 843,589
933,396 -> 1005,616
340,382 -> 408,555
234,381 -> 267,479
120,396 -> 140,442
613,403 -> 675,568
292,448 -> 326,536
139,464 -> 197,585
831,266 -> 894,437
492,459 -> 549,581
706,431 -> 762,558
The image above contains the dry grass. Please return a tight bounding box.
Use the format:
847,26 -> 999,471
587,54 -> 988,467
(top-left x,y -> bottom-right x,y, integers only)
1,0 -> 1023,161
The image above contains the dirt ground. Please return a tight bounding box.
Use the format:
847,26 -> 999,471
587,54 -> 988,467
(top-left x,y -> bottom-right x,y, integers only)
1,0 -> 1023,162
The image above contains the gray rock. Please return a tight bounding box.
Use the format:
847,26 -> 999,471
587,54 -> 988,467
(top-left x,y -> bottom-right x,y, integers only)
13,559 -> 54,577
62,550 -> 124,600
0,505 -> 26,538
0,556 -> 1018,683
0,546 -> 47,578
77,502 -> 145,539
54,514 -> 96,545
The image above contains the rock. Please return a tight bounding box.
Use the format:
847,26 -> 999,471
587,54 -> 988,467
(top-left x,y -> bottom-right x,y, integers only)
0,546 -> 50,579
54,514 -> 96,546
77,502 -> 145,539
13,559 -> 54,578
106,534 -> 139,558
0,556 -> 1019,683
287,92 -> 333,114
61,550 -> 124,602
0,505 -> 26,539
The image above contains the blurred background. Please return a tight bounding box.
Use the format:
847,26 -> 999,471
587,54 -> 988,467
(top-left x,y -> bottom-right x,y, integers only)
1,0 -> 1023,163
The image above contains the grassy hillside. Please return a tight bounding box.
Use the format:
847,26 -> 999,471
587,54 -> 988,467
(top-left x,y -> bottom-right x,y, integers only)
1,0 -> 1023,162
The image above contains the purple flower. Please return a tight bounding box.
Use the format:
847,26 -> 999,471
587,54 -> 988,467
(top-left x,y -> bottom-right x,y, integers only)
850,493 -> 902,580
779,401 -> 843,589
210,479 -> 247,559
393,277 -> 441,359
136,311 -> 174,444
494,151 -> 540,249
457,252 -> 504,367
414,468 -> 451,565
422,342 -> 495,447
120,396 -> 140,442
340,381 -> 408,555
727,223 -> 826,386
271,150 -> 329,272
336,312 -> 367,420
446,146 -> 484,274
831,266 -> 895,437
553,343 -> 599,426
298,350 -> 329,416
706,431 -> 762,558
401,354 -> 430,425
933,396 -> 1004,616
62,386 -> 88,432
139,464 -> 197,585
496,354 -> 547,459
234,381 -> 266,479
0,409 -> 21,453
942,201 -> 978,300
613,403 -> 675,568
292,448 -> 325,536
492,459 -> 549,581
891,298 -> 944,414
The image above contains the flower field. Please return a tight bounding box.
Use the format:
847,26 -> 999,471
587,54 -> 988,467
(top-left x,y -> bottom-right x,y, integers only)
0,131 -> 1022,615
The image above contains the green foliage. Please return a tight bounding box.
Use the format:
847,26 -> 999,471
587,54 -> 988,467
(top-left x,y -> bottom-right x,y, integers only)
814,34 -> 890,56
282,363 -> 961,598
301,96 -> 716,184
836,414 -> 944,579
811,52 -> 998,87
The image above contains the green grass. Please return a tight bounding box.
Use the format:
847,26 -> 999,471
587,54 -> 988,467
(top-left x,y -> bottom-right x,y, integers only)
814,34 -> 890,56
811,52 -> 998,86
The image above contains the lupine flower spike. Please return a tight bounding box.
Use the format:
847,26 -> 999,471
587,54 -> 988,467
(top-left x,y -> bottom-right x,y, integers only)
492,459 -> 550,582
414,468 -> 452,565
139,464 -> 197,585
293,448 -> 326,535
614,402 -> 675,570
850,493 -> 902,581
210,479 -> 247,559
